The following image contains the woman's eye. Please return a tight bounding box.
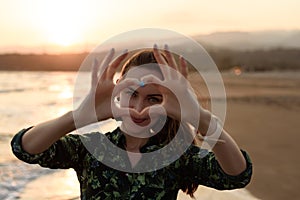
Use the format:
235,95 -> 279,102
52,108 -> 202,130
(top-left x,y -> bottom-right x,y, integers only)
126,90 -> 136,97
148,97 -> 162,104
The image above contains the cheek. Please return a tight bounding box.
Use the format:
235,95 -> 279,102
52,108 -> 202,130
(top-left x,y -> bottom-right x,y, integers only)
150,115 -> 160,124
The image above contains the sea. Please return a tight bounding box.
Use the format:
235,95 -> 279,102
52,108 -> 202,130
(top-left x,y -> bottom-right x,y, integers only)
0,71 -> 79,199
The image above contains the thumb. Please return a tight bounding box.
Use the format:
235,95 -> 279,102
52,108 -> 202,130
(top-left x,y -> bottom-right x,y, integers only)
138,104 -> 167,119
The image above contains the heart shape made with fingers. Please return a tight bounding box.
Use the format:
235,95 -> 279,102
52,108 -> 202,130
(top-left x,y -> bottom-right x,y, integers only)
111,63 -> 199,138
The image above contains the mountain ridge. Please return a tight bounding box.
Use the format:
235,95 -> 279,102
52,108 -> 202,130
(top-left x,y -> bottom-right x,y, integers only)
193,30 -> 300,50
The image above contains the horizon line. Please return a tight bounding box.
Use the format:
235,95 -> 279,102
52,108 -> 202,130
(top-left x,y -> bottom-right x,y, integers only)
1,29 -> 300,55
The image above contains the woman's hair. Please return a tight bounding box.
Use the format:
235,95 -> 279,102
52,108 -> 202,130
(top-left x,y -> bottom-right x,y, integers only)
119,49 -> 200,197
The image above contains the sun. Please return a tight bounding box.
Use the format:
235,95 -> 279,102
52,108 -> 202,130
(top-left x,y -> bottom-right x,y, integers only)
37,0 -> 87,47
46,23 -> 81,47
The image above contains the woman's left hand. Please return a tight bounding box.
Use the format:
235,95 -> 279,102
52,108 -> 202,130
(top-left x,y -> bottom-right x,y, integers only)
141,44 -> 200,128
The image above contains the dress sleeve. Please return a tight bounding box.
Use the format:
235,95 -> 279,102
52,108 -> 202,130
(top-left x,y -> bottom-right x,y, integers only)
181,147 -> 252,190
11,127 -> 85,169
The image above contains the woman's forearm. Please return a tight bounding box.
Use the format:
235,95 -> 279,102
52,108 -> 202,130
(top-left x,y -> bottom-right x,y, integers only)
22,111 -> 75,155
212,129 -> 247,175
197,109 -> 247,175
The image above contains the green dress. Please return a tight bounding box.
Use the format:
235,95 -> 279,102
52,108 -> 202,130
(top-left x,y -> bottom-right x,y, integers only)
11,127 -> 252,200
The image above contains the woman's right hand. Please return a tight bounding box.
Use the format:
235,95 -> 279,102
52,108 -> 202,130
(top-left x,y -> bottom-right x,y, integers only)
73,48 -> 129,128
20,49 -> 131,154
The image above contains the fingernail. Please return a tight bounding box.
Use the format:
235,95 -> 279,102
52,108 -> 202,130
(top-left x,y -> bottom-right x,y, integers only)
122,49 -> 128,54
164,44 -> 169,50
153,44 -> 158,49
93,58 -> 99,66
139,81 -> 145,87
180,55 -> 187,65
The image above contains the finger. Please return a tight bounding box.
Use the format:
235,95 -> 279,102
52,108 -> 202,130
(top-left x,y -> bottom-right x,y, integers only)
138,104 -> 166,119
98,48 -> 115,80
167,65 -> 183,80
112,78 -> 140,98
179,55 -> 188,78
163,44 -> 177,70
153,44 -> 167,65
164,44 -> 180,80
112,105 -> 132,118
106,49 -> 128,80
141,74 -> 173,94
148,104 -> 167,117
91,58 -> 100,89
112,106 -> 146,119
153,44 -> 171,80
141,74 -> 177,98
141,74 -> 163,85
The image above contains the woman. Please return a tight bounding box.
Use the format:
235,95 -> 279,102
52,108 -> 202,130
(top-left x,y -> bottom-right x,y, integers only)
11,45 -> 252,199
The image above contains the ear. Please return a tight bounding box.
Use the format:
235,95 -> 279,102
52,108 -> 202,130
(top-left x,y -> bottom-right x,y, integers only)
116,78 -> 120,84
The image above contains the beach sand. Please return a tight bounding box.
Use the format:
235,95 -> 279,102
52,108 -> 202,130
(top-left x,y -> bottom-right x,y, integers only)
2,71 -> 300,199
221,71 -> 300,200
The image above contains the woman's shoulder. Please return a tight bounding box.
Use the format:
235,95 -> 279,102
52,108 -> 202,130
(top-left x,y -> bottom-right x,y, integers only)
71,127 -> 122,144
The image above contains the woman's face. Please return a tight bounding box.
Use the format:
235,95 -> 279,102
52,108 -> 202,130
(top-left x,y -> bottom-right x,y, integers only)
118,66 -> 164,136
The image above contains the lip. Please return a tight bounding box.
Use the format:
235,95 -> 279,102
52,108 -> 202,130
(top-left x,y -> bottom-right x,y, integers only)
131,117 -> 149,125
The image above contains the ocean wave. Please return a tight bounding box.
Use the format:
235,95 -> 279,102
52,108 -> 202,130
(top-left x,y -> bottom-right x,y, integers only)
0,88 -> 27,94
0,161 -> 56,200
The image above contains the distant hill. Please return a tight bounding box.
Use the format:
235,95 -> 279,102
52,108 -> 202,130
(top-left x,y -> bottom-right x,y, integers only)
0,53 -> 88,71
0,30 -> 300,72
194,30 -> 300,51
209,48 -> 300,71
0,48 -> 299,72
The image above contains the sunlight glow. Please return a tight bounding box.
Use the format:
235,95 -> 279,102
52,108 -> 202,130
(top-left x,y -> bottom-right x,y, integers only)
1,0 -> 300,53
36,0 -> 88,46
58,89 -> 73,99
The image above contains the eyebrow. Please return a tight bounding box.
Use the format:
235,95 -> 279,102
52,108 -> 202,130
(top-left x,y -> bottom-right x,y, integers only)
127,87 -> 162,97
147,94 -> 163,97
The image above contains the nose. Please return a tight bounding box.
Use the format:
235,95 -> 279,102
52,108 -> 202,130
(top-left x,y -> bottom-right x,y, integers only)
130,98 -> 146,113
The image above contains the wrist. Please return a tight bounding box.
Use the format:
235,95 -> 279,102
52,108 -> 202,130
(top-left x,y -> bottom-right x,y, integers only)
198,115 -> 226,145
72,105 -> 101,128
198,108 -> 226,138
58,111 -> 76,132
198,109 -> 211,135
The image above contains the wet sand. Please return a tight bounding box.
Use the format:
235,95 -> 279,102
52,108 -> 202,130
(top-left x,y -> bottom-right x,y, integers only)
3,71 -> 300,199
221,71 -> 300,199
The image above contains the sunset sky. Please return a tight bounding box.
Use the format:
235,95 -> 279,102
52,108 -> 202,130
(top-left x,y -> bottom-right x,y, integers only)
1,0 -> 300,53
